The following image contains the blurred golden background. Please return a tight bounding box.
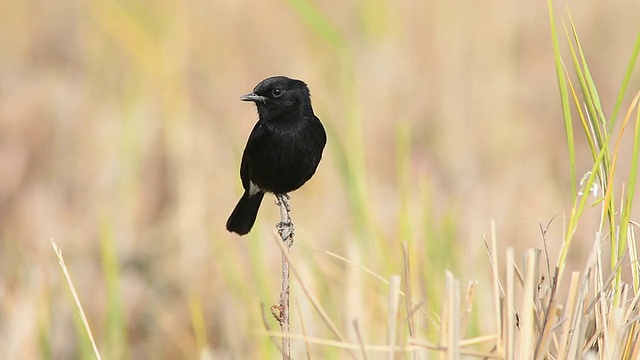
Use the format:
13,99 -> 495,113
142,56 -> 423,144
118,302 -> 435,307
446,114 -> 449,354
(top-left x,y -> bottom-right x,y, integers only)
1,0 -> 639,358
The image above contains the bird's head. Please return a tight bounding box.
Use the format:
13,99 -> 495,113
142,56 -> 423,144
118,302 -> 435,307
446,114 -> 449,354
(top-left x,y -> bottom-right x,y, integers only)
240,76 -> 312,118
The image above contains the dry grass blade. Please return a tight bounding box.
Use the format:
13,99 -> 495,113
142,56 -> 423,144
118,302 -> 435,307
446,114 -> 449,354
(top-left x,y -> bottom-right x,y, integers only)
307,243 -> 389,285
51,239 -> 102,360
556,271 -> 581,359
352,319 -> 369,360
296,300 -> 312,360
409,338 -> 504,359
630,322 -> 640,359
534,268 -> 559,360
444,271 -> 460,360
258,331 -> 421,352
402,241 -> 416,338
485,221 -> 504,355
459,334 -> 498,347
505,248 -> 515,360
459,281 -> 477,336
307,242 -> 431,320
628,227 -> 640,291
519,250 -> 537,360
387,275 -> 401,360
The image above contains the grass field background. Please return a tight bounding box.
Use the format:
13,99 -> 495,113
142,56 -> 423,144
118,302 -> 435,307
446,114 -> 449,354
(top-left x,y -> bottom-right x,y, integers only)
1,0 -> 639,358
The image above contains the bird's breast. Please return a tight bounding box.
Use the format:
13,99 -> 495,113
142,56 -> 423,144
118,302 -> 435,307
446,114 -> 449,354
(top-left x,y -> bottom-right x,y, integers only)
247,119 -> 324,194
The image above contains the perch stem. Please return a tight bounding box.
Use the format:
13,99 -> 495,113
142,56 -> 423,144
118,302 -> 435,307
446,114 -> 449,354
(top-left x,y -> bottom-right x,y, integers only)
275,193 -> 294,359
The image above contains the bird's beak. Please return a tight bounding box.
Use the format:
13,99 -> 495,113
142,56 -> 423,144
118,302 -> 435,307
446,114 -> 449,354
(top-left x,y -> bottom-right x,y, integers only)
240,93 -> 266,103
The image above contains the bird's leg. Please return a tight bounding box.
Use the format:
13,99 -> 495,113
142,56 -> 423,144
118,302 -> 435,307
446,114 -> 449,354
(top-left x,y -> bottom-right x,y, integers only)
275,193 -> 291,211
275,193 -> 294,240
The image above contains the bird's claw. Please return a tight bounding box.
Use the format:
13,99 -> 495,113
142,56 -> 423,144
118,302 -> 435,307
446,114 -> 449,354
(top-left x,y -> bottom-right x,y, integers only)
276,221 -> 294,239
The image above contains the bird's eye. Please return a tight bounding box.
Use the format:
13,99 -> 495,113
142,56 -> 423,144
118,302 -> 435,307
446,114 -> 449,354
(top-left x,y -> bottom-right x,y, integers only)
272,88 -> 282,97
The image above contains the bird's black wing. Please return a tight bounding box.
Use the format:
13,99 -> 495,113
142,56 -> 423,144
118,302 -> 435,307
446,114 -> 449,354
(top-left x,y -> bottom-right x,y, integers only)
239,121 -> 267,191
313,114 -> 327,147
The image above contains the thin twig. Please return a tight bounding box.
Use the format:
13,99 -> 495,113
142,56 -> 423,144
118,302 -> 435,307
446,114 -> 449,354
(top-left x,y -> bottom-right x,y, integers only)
273,193 -> 294,360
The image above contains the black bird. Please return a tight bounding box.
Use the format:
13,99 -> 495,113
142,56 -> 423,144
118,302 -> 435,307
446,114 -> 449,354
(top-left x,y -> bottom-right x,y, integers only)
226,76 -> 327,235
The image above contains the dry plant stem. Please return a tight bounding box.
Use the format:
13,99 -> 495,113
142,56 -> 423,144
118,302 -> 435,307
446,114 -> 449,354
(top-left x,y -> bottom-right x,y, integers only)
274,193 -> 294,360
51,239 -> 102,360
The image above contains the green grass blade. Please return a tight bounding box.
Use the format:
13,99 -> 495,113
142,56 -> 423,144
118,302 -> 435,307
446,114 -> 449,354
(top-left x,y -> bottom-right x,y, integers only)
563,59 -> 598,161
548,0 -> 576,198
619,92 -> 640,288
568,10 -> 607,131
563,15 -> 620,277
606,93 -> 640,305
562,19 -> 608,170
557,143 -> 607,276
610,32 -> 640,127
567,15 -> 621,259
627,94 -> 640,227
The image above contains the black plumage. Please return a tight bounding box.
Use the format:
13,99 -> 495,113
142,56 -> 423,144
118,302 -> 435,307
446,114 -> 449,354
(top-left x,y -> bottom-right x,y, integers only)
226,76 -> 327,235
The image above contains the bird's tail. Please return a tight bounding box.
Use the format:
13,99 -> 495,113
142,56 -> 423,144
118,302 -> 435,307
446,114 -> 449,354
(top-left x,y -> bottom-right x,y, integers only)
226,191 -> 265,235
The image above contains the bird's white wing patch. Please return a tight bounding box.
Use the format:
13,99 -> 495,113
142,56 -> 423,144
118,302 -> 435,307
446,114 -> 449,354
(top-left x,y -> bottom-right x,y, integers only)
249,181 -> 262,196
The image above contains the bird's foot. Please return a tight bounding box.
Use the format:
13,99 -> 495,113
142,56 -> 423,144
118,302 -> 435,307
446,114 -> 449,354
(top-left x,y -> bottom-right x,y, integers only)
276,221 -> 295,240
